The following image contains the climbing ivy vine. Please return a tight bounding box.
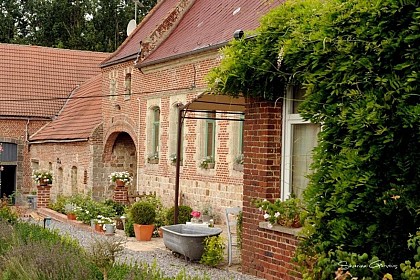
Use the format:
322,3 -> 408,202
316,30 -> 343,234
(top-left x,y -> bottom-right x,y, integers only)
208,0 -> 420,279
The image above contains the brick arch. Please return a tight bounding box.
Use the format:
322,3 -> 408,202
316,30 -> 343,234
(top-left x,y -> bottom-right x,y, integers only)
103,123 -> 138,193
103,117 -> 138,161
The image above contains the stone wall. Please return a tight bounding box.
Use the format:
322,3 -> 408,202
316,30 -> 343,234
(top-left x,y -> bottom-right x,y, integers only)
29,141 -> 94,201
0,118 -> 48,196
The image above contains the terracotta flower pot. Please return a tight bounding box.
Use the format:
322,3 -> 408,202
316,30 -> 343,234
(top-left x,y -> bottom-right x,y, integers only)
115,179 -> 125,187
133,224 -> 154,241
67,213 -> 76,220
95,223 -> 104,233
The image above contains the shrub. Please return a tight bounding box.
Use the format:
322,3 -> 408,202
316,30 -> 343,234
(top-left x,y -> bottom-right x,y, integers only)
200,235 -> 225,267
129,201 -> 156,225
236,211 -> 243,250
124,216 -> 135,237
165,205 -> 193,225
0,220 -> 14,255
208,0 -> 420,278
0,240 -> 100,280
49,195 -> 69,214
400,230 -> 420,279
104,199 -> 126,217
0,204 -> 18,224
88,236 -> 125,280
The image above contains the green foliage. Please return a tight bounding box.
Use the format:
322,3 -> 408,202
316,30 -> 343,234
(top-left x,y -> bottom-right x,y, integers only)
0,220 -> 100,280
200,236 -> 225,267
400,230 -> 420,279
236,211 -> 243,250
108,261 -> 210,280
136,194 -> 167,228
104,199 -> 126,217
88,236 -> 125,280
254,197 -> 307,228
50,195 -> 117,224
210,0 -> 420,278
129,201 -> 156,225
0,221 -> 14,255
165,205 -> 193,225
124,216 -> 135,237
0,0 -> 157,52
49,195 -> 69,214
0,220 -> 214,280
0,204 -> 18,224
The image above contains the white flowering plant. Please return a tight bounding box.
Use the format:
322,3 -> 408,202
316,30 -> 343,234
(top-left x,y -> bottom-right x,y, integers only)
199,156 -> 214,169
253,197 -> 306,228
169,153 -> 177,164
96,215 -> 114,225
235,154 -> 244,165
109,171 -> 132,184
32,169 -> 53,184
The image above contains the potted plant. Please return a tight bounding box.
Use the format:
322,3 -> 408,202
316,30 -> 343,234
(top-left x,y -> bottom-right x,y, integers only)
201,204 -> 214,223
147,153 -> 159,164
65,203 -> 77,220
169,153 -> 177,166
191,210 -> 201,223
254,197 -> 306,228
129,200 -> 156,241
32,169 -> 53,186
200,156 -> 215,169
108,171 -> 132,187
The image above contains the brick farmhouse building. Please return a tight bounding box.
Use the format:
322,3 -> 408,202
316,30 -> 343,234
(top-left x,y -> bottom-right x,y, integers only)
0,0 -> 307,279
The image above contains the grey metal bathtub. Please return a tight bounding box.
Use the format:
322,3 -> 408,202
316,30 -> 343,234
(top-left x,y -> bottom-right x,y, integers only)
161,224 -> 222,261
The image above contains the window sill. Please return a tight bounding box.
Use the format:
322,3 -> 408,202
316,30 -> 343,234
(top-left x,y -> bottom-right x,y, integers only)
258,221 -> 302,236
233,163 -> 243,172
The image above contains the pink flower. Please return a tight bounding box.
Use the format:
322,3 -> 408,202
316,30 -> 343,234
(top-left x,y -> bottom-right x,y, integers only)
191,211 -> 201,218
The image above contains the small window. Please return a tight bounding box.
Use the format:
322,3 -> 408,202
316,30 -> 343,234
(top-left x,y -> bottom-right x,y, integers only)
110,79 -> 116,97
152,107 -> 160,158
205,111 -> 216,160
124,73 -> 131,99
238,115 -> 244,155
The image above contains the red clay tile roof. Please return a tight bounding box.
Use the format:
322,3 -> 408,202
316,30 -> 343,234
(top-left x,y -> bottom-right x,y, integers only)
30,74 -> 102,142
0,43 -> 109,119
100,0 -> 180,66
141,0 -> 283,65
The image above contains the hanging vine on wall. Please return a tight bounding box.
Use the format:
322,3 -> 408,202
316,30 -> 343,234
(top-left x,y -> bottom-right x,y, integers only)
208,0 -> 420,279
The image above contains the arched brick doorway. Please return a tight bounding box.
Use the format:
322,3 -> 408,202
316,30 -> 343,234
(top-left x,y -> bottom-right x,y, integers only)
103,132 -> 137,195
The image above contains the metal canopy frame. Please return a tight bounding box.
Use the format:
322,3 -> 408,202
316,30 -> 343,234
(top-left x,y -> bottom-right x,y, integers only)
173,92 -> 245,223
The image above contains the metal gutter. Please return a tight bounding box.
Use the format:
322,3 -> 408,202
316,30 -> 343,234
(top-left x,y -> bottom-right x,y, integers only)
29,138 -> 89,144
136,41 -> 229,69
100,54 -> 138,68
0,116 -> 51,121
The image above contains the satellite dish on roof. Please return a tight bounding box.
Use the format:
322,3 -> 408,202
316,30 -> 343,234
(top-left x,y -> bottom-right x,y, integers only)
127,19 -> 136,36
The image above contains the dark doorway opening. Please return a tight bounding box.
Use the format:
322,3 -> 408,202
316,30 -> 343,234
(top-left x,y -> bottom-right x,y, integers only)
0,165 -> 16,202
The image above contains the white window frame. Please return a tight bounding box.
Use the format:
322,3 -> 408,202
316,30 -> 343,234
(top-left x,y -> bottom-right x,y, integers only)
281,86 -> 315,200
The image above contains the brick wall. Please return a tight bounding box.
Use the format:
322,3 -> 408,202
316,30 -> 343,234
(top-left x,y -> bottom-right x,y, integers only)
0,118 -> 49,197
29,124 -> 105,201
101,53 -> 244,220
241,98 -> 301,280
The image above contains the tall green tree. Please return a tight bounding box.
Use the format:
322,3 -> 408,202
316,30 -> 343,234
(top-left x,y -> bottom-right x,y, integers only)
0,0 -> 21,43
0,0 -> 156,52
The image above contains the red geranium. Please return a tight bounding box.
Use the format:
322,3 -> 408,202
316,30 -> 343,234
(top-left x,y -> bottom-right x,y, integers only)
191,211 -> 201,218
